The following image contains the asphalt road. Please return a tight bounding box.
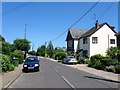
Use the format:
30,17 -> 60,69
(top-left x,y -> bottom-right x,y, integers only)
8,58 -> 119,89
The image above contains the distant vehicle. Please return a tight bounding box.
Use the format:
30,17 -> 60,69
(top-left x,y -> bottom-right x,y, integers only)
62,56 -> 77,64
22,56 -> 40,72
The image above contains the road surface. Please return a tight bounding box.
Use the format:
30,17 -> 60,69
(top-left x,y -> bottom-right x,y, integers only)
8,58 -> 119,89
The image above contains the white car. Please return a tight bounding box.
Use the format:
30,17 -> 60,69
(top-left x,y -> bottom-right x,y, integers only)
62,56 -> 77,64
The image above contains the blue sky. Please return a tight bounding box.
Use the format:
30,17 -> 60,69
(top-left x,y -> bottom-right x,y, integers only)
2,2 -> 118,51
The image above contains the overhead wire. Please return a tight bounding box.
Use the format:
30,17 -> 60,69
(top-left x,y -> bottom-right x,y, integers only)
51,1 -> 100,42
87,2 -> 115,29
2,2 -> 29,15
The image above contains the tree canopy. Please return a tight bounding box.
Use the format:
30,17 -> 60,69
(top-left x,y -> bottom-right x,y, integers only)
37,45 -> 45,57
13,39 -> 30,52
47,41 -> 54,58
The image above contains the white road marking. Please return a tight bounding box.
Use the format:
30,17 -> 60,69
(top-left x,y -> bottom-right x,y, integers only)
61,76 -> 76,89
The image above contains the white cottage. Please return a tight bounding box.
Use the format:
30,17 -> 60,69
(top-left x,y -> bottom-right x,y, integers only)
66,21 -> 117,59
66,28 -> 87,55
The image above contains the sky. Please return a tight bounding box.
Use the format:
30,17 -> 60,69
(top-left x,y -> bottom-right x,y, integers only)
2,2 -> 119,51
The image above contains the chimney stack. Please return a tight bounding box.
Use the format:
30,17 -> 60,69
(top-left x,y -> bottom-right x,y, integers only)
95,20 -> 99,29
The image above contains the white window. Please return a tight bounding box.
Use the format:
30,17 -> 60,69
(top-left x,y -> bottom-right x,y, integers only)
92,37 -> 98,44
110,39 -> 115,44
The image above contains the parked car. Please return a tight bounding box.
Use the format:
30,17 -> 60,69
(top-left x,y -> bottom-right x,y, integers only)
22,56 -> 40,72
62,56 -> 77,64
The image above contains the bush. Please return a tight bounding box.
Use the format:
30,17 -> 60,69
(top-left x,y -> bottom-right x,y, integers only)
100,57 -> 111,66
88,54 -> 109,70
106,47 -> 120,59
110,59 -> 119,65
89,54 -> 103,67
11,50 -> 24,64
115,65 -> 120,74
105,66 -> 115,72
8,64 -> 15,71
0,54 -> 12,72
78,57 -> 87,64
93,60 -> 106,70
55,52 -> 67,60
85,59 -> 90,64
90,54 -> 104,60
0,63 -> 2,73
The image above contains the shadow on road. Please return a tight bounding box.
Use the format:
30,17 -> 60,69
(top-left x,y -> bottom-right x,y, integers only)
84,76 -> 120,83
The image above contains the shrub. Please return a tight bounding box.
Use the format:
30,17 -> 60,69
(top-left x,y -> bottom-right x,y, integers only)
85,59 -> 90,64
90,54 -> 104,60
0,63 -> 2,73
89,54 -> 104,67
88,54 -> 108,70
100,57 -> 111,66
8,64 -> 15,71
11,50 -> 24,64
0,54 -> 12,72
78,57 -> 87,64
55,52 -> 67,60
106,47 -> 120,59
93,60 -> 106,70
110,59 -> 119,65
115,65 -> 120,74
105,66 -> 115,72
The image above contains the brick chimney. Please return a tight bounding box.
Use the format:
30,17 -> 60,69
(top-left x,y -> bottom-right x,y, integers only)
95,20 -> 99,29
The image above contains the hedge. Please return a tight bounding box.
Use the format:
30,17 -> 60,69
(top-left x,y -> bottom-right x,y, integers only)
0,54 -> 15,72
55,52 -> 67,60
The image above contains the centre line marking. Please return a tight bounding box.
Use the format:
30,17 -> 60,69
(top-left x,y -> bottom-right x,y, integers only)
61,76 -> 76,90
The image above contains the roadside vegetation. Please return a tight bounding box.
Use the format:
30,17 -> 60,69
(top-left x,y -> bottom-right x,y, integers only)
78,47 -> 120,74
0,35 -> 30,72
36,41 -> 67,62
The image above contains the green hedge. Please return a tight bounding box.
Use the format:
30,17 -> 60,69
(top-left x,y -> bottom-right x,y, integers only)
78,57 -> 89,64
115,65 -> 120,74
11,50 -> 24,64
0,54 -> 15,72
55,52 -> 67,60
88,54 -> 110,70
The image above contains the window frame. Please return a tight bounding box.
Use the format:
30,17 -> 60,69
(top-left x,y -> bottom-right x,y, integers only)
110,39 -> 115,44
92,37 -> 98,44
83,37 -> 87,44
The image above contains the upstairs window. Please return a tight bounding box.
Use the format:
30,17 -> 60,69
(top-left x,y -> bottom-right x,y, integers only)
110,39 -> 115,44
92,37 -> 98,44
83,37 -> 87,44
68,40 -> 73,47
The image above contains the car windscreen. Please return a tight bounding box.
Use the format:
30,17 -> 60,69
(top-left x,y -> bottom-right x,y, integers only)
68,56 -> 74,58
26,57 -> 38,62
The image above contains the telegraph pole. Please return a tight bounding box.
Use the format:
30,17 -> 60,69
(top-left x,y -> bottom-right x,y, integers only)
24,24 -> 27,59
24,24 -> 27,39
45,42 -> 47,57
32,44 -> 34,51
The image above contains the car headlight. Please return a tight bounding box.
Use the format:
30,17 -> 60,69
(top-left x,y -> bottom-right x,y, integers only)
35,64 -> 39,67
24,65 -> 27,67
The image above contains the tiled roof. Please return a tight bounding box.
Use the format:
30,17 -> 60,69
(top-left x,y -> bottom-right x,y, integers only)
69,28 -> 88,39
116,32 -> 120,36
81,22 -> 116,38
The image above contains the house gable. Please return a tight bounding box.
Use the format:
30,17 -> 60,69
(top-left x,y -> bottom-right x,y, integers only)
66,31 -> 73,41
81,22 -> 116,38
89,23 -> 117,57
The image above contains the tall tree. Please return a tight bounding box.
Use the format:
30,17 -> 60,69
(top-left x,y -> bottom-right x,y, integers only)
28,50 -> 36,56
13,39 -> 30,58
2,42 -> 12,55
47,41 -> 54,58
37,45 -> 45,57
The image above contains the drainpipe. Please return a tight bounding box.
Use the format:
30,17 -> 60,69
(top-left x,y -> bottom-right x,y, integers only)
108,34 -> 109,48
